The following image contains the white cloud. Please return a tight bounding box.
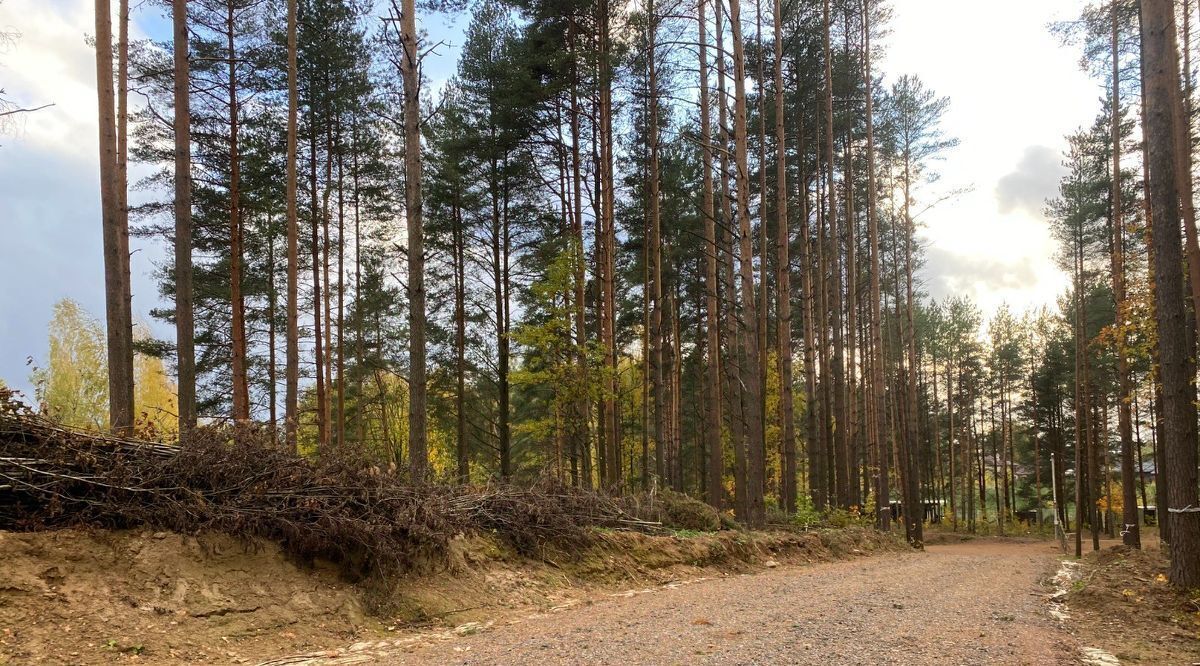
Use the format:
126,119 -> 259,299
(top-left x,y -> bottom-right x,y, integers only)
0,0 -> 163,394
0,0 -> 1107,390
0,0 -> 105,155
883,0 -> 1098,318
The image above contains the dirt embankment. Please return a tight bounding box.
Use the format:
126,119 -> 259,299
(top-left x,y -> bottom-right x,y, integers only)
0,526 -> 904,665
1065,543 -> 1200,665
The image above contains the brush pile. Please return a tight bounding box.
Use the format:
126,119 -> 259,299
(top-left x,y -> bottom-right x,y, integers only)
0,391 -> 657,574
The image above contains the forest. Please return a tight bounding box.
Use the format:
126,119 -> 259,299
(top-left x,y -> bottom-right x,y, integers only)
23,0 -> 1200,569
2,0 -> 1200,661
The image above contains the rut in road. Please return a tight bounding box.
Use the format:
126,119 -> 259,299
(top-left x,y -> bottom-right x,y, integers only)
279,539 -> 1080,665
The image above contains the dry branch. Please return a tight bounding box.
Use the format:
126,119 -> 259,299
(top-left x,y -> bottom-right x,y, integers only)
0,390 -> 659,574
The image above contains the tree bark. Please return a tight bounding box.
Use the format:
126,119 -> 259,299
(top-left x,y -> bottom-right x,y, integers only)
284,0 -> 300,450
1111,3 -> 1138,548
863,0 -> 887,528
309,121 -> 326,449
699,0 -> 723,509
901,138 -> 923,547
645,0 -> 666,486
454,194 -> 468,482
227,1 -> 250,423
399,0 -> 427,477
715,3 -> 748,515
729,0 -> 766,527
95,0 -> 134,434
173,0 -> 196,435
1140,0 -> 1200,588
596,0 -> 620,489
568,18 -> 592,488
772,0 -> 795,514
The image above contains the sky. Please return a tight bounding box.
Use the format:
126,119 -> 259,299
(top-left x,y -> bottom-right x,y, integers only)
0,0 -> 1099,393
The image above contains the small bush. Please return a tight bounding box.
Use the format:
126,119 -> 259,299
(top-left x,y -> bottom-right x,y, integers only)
624,490 -> 722,532
788,495 -> 823,528
823,506 -> 870,528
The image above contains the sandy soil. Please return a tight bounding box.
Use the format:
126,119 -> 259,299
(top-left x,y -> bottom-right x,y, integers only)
283,539 -> 1080,665
12,528 -> 1173,666
0,527 -> 903,665
0,529 -> 372,664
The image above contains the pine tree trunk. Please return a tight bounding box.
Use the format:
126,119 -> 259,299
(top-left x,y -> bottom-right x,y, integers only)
568,19 -> 592,488
1087,384 -> 1100,550
95,0 -> 134,434
353,132 -> 365,448
310,125 -> 326,449
772,0 -> 795,514
597,0 -> 620,489
901,151 -> 923,547
268,218 -> 277,432
798,116 -> 823,511
699,0 -> 723,508
227,1 -> 250,423
117,0 -> 133,424
754,0 -> 770,498
729,0 -> 766,527
946,360 -> 956,530
671,288 -> 684,491
173,0 -> 196,434
1111,3 -> 1138,548
823,0 -> 849,509
491,151 -> 511,478
284,0 -> 300,450
1073,202 -> 1085,557
336,130 -> 346,447
817,145 -> 834,507
842,4 -> 861,511
715,5 -> 748,514
454,197 -> 468,482
397,0 -> 427,477
1140,0 -> 1200,587
322,129 -> 334,446
646,0 -> 666,486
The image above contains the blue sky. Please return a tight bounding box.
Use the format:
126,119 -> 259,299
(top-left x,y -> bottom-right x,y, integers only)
0,0 -> 1097,394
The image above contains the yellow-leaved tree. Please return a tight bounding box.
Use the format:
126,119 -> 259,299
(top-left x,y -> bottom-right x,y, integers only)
31,299 -> 109,430
31,298 -> 178,439
133,343 -> 178,440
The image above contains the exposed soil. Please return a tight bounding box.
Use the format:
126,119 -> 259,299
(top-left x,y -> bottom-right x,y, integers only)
1065,541 -> 1200,665
270,539 -> 1081,665
12,527 -> 1183,666
0,526 -> 904,665
0,529 -> 372,664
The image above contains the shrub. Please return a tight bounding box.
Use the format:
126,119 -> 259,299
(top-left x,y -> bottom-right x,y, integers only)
623,490 -> 722,532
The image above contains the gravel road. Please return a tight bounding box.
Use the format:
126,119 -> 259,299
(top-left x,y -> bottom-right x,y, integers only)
368,539 -> 1077,665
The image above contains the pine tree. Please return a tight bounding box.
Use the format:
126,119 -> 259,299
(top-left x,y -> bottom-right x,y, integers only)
173,0 -> 196,435
94,0 -> 135,433
1140,0 -> 1200,589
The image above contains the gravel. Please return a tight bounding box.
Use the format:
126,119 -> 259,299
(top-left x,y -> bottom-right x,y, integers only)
370,539 -> 1079,665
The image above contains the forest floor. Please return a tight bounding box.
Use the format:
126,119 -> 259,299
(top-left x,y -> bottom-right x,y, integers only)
1,528 -> 1193,665
1062,537 -> 1200,665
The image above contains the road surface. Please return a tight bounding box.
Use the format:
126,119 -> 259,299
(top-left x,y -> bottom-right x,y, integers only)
284,539 -> 1081,665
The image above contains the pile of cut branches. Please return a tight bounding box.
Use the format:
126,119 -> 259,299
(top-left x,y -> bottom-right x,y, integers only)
0,391 -> 657,574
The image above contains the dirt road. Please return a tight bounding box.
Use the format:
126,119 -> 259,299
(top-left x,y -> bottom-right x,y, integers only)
317,539 -> 1080,665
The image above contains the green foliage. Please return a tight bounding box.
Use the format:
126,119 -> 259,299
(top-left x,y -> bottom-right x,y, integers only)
822,507 -> 870,529
652,490 -> 722,532
788,494 -> 823,529
31,299 -> 108,430
30,299 -> 179,438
